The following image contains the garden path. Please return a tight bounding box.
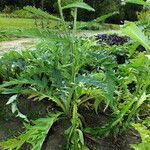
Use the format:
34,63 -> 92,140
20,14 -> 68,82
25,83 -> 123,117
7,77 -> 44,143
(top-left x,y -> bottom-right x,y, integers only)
0,30 -> 120,54
0,38 -> 38,55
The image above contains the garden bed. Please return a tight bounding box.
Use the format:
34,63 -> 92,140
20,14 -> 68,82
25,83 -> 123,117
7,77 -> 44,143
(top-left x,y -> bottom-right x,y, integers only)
0,95 -> 140,150
0,1 -> 150,150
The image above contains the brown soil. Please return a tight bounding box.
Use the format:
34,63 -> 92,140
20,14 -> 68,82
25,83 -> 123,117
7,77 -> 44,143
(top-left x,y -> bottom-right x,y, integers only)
0,95 -> 140,150
0,94 -> 47,149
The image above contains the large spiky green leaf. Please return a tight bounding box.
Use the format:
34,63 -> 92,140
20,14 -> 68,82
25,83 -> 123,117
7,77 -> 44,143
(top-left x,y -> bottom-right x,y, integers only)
125,92 -> 147,127
122,22 -> 150,52
62,2 -> 95,11
77,71 -> 116,111
78,12 -> 118,29
130,121 -> 150,150
0,112 -> 62,150
24,6 -> 61,21
92,12 -> 118,23
6,94 -> 29,122
84,97 -> 135,136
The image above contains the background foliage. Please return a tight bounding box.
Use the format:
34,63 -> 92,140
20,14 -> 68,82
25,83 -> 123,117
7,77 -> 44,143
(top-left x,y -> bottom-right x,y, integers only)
0,0 -> 144,22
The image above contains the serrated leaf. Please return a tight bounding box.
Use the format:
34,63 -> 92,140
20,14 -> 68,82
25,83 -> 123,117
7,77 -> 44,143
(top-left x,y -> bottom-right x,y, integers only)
11,102 -> 18,113
16,112 -> 28,121
130,121 -> 150,150
122,22 -> 150,51
0,112 -> 62,150
77,129 -> 84,145
24,6 -> 61,21
6,95 -> 17,105
78,12 -> 118,29
94,98 -> 102,114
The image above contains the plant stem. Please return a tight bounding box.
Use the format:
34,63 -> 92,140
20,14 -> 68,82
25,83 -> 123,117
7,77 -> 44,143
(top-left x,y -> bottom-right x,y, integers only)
58,0 -> 64,21
73,8 -> 77,35
58,0 -> 68,35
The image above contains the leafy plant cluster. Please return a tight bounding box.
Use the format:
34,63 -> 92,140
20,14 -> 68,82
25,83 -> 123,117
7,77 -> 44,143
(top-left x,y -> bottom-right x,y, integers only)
0,0 -> 150,150
130,117 -> 150,150
122,0 -> 150,51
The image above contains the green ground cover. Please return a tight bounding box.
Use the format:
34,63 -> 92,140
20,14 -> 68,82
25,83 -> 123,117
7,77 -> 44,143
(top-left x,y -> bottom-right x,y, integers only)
0,17 -> 36,42
0,17 -> 58,28
0,17 -> 58,42
0,17 -> 35,28
0,16 -> 119,30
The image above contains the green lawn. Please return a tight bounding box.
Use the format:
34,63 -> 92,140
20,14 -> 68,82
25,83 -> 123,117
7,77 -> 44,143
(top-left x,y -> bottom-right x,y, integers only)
0,18 -> 36,42
0,17 -> 58,42
0,17 -> 35,28
0,17 -> 57,28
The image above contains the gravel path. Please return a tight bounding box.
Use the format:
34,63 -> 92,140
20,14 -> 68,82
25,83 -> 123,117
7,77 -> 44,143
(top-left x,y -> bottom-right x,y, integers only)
0,38 -> 38,54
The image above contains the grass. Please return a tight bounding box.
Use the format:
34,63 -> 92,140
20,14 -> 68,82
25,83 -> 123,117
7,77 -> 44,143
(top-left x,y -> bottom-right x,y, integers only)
0,17 -> 35,28
0,17 -> 120,42
0,17 -> 57,28
0,16 -> 120,30
0,17 -> 58,42
0,17 -> 35,42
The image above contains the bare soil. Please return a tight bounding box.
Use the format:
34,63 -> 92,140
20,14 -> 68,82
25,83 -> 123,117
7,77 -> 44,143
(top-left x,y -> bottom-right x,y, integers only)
0,95 -> 140,150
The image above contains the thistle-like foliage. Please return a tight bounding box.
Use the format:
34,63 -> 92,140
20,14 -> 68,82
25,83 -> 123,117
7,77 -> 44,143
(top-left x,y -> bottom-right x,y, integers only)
130,117 -> 150,150
123,0 -> 150,51
1,1 -> 150,150
0,37 -> 117,114
24,6 -> 61,21
78,12 -> 118,29
0,16 -> 118,149
0,112 -> 62,150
